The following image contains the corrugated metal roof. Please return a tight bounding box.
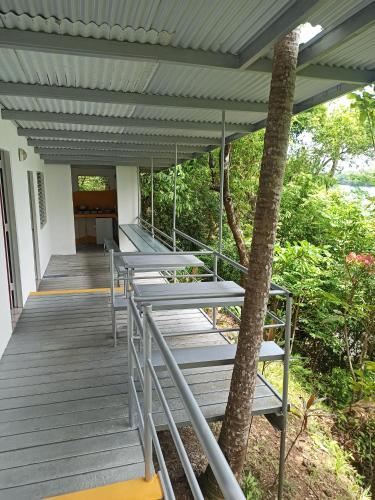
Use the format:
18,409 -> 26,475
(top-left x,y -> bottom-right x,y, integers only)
0,0 -> 373,165
308,0 -> 373,32
0,0 -> 293,54
15,120 -> 222,139
317,25 -> 375,70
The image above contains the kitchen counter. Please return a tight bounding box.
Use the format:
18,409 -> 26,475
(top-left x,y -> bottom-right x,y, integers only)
74,213 -> 117,219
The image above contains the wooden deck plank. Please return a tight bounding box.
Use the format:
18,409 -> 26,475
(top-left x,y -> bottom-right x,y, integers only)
0,250 -> 284,499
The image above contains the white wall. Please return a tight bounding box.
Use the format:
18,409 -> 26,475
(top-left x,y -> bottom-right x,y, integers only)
45,164 -> 76,255
116,165 -> 139,251
0,113 -> 52,357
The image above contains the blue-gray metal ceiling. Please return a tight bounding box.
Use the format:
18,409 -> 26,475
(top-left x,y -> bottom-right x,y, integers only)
0,0 -> 373,167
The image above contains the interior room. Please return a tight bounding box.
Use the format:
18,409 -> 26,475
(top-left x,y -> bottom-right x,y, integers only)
71,165 -> 118,249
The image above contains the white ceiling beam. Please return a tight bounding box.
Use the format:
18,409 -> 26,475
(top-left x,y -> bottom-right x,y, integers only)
18,128 -> 220,145
1,109 -> 251,133
36,148 -> 193,159
298,2 -> 375,68
27,139 -> 205,152
41,157 -> 172,167
238,0 -> 320,69
0,82 -> 267,113
0,28 -> 371,84
0,28 -> 238,70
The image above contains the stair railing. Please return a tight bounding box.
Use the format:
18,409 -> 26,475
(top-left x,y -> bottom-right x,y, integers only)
128,292 -> 246,500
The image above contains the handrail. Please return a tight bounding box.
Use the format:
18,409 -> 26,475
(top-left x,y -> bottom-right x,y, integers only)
145,308 -> 245,500
175,228 -> 289,295
127,294 -> 245,499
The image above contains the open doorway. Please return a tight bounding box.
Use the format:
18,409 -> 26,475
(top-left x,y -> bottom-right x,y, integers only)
27,171 -> 41,286
0,150 -> 22,328
71,166 -> 118,252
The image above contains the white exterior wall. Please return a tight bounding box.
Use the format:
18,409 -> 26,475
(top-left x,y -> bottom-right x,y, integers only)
0,114 -> 50,356
46,164 -> 76,255
116,165 -> 139,251
0,115 -> 76,358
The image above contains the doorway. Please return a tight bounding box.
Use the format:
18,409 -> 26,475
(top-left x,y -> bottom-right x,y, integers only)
27,171 -> 41,285
0,151 -> 22,326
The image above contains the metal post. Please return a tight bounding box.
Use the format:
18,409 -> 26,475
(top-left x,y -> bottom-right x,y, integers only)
151,158 -> 154,237
219,110 -> 225,254
128,291 -> 134,427
137,166 -> 141,222
173,144 -> 177,253
278,293 -> 293,499
109,249 -> 117,346
143,304 -> 153,481
213,110 -> 226,328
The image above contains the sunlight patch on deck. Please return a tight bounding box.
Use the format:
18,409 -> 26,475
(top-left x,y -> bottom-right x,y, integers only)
46,474 -> 163,500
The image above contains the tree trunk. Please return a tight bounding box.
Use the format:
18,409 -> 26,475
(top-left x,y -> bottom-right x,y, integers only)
221,144 -> 250,288
328,158 -> 339,177
209,145 -> 249,285
201,28 -> 300,498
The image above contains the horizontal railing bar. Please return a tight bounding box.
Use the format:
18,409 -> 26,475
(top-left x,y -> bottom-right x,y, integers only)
139,217 -> 174,242
148,361 -> 204,499
145,310 -> 245,499
167,273 -> 214,279
115,250 -> 212,257
264,322 -> 285,330
174,228 -> 289,296
267,310 -> 284,324
160,326 -> 240,338
221,306 -> 285,330
147,414 -> 176,500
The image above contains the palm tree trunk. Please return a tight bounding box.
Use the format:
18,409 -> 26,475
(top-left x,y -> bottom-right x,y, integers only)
201,28 -> 300,498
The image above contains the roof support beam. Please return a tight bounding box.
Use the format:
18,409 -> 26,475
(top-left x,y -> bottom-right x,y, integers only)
0,82 -> 267,113
27,139 -> 205,152
35,148 -> 193,159
1,109 -> 251,133
0,28 -> 238,70
298,2 -> 375,68
41,156 -> 172,167
0,23 -> 373,84
238,0 -> 320,69
18,128 -> 220,146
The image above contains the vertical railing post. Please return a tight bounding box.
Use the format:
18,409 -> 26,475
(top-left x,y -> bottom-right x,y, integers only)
128,291 -> 134,427
109,249 -> 117,346
143,304 -> 153,481
213,110 -> 226,329
137,166 -> 141,222
151,158 -> 154,237
173,144 -> 178,283
173,144 -> 177,253
278,293 -> 293,499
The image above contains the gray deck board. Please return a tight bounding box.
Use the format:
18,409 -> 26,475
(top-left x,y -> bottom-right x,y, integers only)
0,250 -> 283,498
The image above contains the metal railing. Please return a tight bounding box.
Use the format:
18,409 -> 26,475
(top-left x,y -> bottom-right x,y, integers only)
130,219 -> 292,499
128,293 -> 246,500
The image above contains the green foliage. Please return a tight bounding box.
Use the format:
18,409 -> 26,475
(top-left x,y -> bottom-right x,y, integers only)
140,96 -> 375,489
242,472 -> 262,500
349,84 -> 375,150
77,175 -> 109,191
338,169 -> 375,187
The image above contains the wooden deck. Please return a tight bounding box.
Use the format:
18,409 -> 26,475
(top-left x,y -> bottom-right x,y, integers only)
0,250 -> 229,499
0,250 -> 283,498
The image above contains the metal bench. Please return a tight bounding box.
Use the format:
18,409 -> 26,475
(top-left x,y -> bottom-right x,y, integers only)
119,224 -> 170,252
146,341 -> 284,368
